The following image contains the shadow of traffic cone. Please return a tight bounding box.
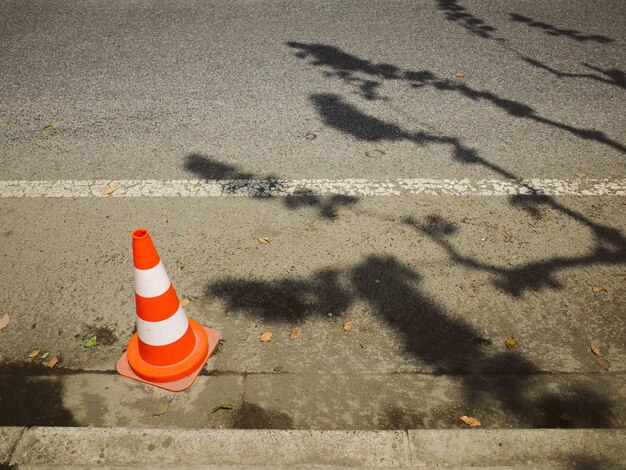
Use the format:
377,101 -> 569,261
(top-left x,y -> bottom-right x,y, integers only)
116,228 -> 220,391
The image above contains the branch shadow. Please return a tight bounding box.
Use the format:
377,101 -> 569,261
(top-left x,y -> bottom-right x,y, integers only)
406,211 -> 626,297
521,56 -> 626,91
510,13 -> 614,44
185,153 -> 255,180
284,192 -> 359,220
311,93 -> 482,162
435,0 -> 502,40
288,42 -> 626,154
183,153 -> 360,220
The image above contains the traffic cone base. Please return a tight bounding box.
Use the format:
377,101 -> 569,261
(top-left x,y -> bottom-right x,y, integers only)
116,321 -> 221,392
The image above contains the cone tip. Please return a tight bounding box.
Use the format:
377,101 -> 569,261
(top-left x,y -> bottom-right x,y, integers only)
132,228 -> 149,240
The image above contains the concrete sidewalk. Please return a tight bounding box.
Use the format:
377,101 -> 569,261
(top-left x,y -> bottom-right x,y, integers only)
2,427 -> 625,468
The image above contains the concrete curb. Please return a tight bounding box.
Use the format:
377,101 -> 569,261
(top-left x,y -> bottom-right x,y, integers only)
1,427 -> 625,468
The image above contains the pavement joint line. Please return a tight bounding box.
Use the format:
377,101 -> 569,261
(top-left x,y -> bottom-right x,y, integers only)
1,178 -> 625,197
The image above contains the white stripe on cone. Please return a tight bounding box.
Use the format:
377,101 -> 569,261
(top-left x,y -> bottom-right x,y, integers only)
136,306 -> 189,346
134,261 -> 171,298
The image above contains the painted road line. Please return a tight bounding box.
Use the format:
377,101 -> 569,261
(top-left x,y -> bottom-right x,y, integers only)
0,179 -> 625,197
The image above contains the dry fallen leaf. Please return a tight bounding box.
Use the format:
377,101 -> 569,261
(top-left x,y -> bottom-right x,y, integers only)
42,124 -> 54,131
343,320 -> 353,331
181,298 -> 190,307
260,331 -> 273,342
505,336 -> 518,351
28,349 -> 40,358
102,185 -> 117,196
590,342 -> 602,356
290,327 -> 302,341
256,237 -> 270,244
153,399 -> 174,416
347,79 -> 359,86
365,149 -> 386,158
186,228 -> 192,236
592,286 -> 608,294
210,403 -> 233,414
454,72 -> 466,78
0,314 -> 10,331
41,352 -> 49,359
596,357 -> 609,370
47,357 -> 59,368
459,415 -> 481,427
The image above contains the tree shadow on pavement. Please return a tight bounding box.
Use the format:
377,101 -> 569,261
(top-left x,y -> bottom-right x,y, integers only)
185,153 -> 255,180
520,56 -> 626,91
210,268 -> 351,322
287,42 -> 626,154
283,192 -> 358,220
207,255 -> 617,428
435,0 -> 502,40
232,402 -> 294,429
509,13 -> 614,43
183,153 -> 360,221
203,40 -> 625,428
193,40 -> 623,429
405,212 -> 626,297
0,363 -> 77,426
288,41 -> 626,296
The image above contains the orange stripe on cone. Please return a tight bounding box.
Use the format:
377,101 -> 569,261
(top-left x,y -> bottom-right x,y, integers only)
135,284 -> 180,322
116,228 -> 220,391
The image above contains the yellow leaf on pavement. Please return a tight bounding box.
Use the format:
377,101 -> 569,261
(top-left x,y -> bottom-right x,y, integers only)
505,336 -> 518,351
0,314 -> 10,330
592,286 -> 607,294
102,185 -> 117,196
597,357 -> 609,370
290,327 -> 302,340
181,298 -> 190,307
260,331 -> 273,342
47,357 -> 59,368
343,320 -> 353,331
590,342 -> 601,356
256,237 -> 270,244
454,73 -> 465,78
459,415 -> 481,427
28,349 -> 40,358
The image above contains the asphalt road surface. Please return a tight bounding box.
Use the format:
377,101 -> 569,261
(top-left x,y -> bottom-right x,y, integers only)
1,0 -> 625,430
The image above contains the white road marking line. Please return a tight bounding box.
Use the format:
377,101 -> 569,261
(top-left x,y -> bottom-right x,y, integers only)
0,179 -> 625,197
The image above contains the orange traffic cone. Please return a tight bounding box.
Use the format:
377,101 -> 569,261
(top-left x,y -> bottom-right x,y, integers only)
116,228 -> 220,391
